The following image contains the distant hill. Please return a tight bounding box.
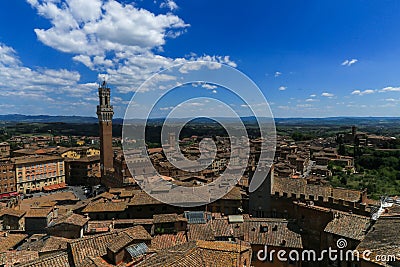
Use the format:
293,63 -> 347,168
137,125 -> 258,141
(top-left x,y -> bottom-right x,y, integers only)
0,114 -> 399,126
0,114 -> 123,124
274,117 -> 400,126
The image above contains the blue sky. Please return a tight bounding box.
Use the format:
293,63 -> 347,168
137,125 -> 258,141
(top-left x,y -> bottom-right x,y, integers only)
0,0 -> 400,118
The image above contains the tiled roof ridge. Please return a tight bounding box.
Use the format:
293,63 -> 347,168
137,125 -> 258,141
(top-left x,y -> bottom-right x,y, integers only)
332,210 -> 370,219
167,246 -> 199,266
17,251 -> 69,266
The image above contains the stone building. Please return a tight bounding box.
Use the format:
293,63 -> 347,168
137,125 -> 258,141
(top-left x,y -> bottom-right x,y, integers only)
12,155 -> 65,194
0,159 -> 16,196
0,142 -> 10,158
47,213 -> 89,239
249,166 -> 274,217
64,155 -> 100,185
0,208 -> 25,230
24,207 -> 56,234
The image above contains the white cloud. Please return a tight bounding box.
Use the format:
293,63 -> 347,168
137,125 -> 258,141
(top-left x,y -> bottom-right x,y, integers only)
28,0 -> 236,95
309,94 -> 316,97
305,98 -> 319,102
160,0 -> 178,11
202,83 -> 217,90
277,105 -> 290,110
341,59 -> 358,66
297,104 -> 312,108
274,71 -> 282,77
29,0 -> 189,55
278,86 -> 286,91
0,42 -> 96,104
351,89 -> 375,96
379,86 -> 400,93
321,92 -> 334,97
178,102 -> 204,107
67,0 -> 102,23
160,106 -> 174,111
349,86 -> 400,96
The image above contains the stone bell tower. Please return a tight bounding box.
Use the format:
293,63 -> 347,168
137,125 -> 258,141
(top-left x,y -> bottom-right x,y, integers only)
97,81 -> 114,179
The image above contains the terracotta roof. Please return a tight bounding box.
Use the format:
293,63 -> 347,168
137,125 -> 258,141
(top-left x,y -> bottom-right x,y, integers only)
69,232 -> 122,266
69,226 -> 150,267
18,252 -> 70,267
25,207 -> 53,218
220,186 -> 242,200
0,233 -> 28,252
38,201 -> 57,207
108,188 -> 126,194
128,191 -> 163,206
324,212 -> 371,241
0,250 -> 39,266
81,200 -> 127,213
64,155 -> 100,162
39,236 -> 69,253
0,208 -> 26,218
151,232 -> 187,250
19,235 -> 69,253
80,256 -> 114,267
87,219 -> 154,233
106,232 -> 135,253
136,240 -> 251,267
196,240 -> 248,252
123,225 -> 152,240
119,190 -> 135,198
19,192 -> 79,212
12,155 -> 63,165
153,213 -> 186,224
210,218 -> 233,237
241,218 -> 302,248
93,192 -> 115,201
51,213 -> 89,227
187,223 -> 215,241
356,217 -> 400,264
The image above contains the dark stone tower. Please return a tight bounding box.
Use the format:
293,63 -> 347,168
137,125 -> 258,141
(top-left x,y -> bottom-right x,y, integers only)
97,81 -> 114,179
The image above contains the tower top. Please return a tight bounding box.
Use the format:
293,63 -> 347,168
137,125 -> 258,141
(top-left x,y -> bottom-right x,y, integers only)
97,81 -> 114,122
101,80 -> 107,88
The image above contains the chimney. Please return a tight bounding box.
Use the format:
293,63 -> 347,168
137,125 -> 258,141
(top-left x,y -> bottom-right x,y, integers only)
111,218 -> 115,230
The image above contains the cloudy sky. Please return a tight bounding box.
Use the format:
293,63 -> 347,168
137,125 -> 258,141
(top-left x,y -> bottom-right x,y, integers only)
1,0 -> 400,118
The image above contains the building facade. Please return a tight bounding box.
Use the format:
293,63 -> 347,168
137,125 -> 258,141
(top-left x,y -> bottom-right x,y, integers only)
0,160 -> 16,196
0,142 -> 10,158
249,166 -> 274,217
64,155 -> 101,186
13,155 -> 65,194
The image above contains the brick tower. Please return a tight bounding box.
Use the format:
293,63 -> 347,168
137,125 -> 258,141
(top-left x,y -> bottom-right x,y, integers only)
97,81 -> 114,179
